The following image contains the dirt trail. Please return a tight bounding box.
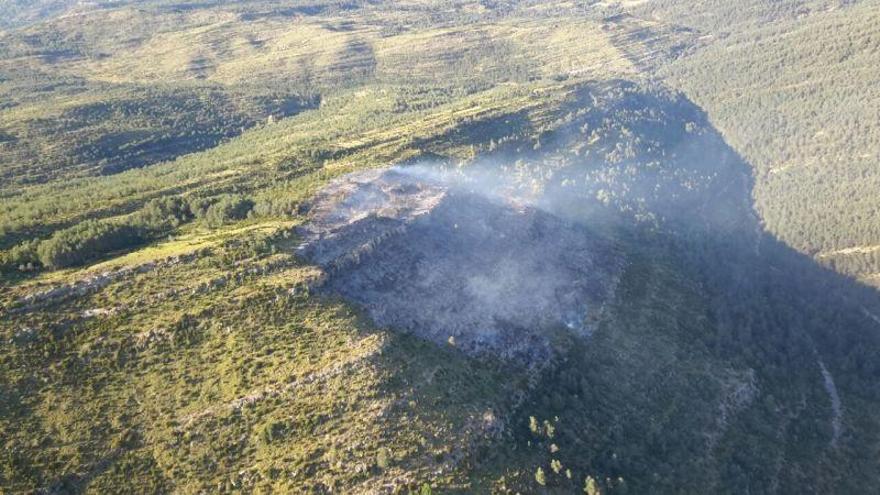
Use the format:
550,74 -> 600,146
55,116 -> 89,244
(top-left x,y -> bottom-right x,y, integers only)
817,244 -> 880,258
862,306 -> 880,327
818,360 -> 843,448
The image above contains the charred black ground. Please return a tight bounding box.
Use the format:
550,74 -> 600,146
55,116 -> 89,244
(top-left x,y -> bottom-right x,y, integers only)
297,168 -> 624,367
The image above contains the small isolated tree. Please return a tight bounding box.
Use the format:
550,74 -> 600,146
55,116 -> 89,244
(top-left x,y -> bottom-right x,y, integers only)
551,459 -> 563,474
529,416 -> 540,436
584,475 -> 600,495
259,421 -> 287,445
376,447 -> 391,470
543,420 -> 555,438
535,467 -> 547,486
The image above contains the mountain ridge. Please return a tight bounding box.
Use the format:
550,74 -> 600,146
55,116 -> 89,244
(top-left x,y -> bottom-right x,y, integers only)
2,1 -> 879,493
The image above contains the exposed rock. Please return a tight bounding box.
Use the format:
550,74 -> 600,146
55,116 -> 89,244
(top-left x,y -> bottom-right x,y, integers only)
15,271 -> 117,309
12,251 -> 206,312
81,308 -> 117,318
134,327 -> 173,350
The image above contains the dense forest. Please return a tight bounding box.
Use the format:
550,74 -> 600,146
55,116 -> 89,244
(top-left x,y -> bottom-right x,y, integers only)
660,1 -> 880,283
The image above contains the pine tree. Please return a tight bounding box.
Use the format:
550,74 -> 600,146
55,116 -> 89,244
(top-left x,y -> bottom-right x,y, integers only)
584,476 -> 600,495
529,416 -> 540,435
535,467 -> 547,486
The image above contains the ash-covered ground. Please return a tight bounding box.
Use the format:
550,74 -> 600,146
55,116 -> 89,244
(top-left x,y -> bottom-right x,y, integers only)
297,167 -> 624,367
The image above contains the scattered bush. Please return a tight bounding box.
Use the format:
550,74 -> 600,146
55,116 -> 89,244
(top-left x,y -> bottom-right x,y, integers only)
376,448 -> 391,470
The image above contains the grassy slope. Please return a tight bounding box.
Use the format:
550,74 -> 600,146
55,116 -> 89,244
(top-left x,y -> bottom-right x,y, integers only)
5,74 -> 878,492
0,0 -> 81,30
0,2 -> 632,186
1,221 -> 526,493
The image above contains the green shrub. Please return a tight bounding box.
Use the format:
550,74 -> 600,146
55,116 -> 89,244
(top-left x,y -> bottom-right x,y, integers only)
376,447 -> 391,470
136,197 -> 193,230
203,195 -> 255,227
2,239 -> 41,270
258,421 -> 289,445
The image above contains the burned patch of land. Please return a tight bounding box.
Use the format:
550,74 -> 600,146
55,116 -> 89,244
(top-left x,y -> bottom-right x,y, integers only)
297,168 -> 624,367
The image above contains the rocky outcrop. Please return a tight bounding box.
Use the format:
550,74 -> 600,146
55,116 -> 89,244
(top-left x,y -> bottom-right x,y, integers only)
10,251 -> 207,313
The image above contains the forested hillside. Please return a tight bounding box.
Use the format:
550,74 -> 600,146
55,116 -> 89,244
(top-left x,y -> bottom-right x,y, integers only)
0,0 -> 80,30
1,1 -> 879,493
655,0 -> 880,285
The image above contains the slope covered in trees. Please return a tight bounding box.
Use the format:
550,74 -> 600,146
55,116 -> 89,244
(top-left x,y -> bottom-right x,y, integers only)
652,0 -> 880,283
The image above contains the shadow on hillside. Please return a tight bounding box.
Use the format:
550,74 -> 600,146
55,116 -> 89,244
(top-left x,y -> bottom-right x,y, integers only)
509,80 -> 880,492
487,80 -> 880,393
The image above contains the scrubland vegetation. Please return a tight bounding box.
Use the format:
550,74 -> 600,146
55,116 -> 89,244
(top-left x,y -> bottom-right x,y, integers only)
2,0 -> 880,493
